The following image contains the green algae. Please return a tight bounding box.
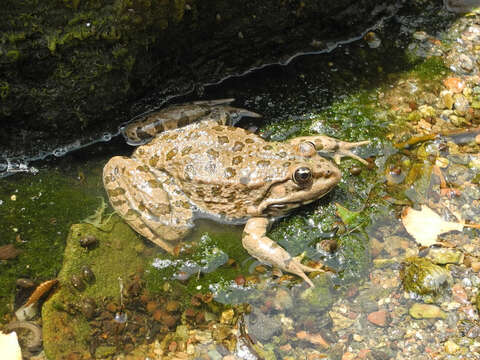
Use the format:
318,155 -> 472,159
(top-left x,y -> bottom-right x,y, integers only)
42,217 -> 145,359
0,169 -> 102,320
145,222 -> 250,299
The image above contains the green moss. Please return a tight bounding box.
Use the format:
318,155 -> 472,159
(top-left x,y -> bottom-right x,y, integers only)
0,81 -> 9,99
6,49 -> 20,62
42,217 -> 146,359
0,169 -> 103,320
412,56 -> 449,81
401,257 -> 452,296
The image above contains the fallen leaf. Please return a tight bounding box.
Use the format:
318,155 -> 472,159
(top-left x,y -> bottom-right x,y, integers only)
401,205 -> 463,246
335,203 -> 361,225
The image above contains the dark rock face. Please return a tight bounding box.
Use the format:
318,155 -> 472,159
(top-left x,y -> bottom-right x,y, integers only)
0,0 -> 401,153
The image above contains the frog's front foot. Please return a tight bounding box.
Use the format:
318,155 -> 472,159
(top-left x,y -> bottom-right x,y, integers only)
288,136 -> 370,165
330,139 -> 371,165
242,217 -> 325,287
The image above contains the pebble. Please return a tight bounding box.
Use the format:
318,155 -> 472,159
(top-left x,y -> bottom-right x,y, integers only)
367,310 -> 388,327
408,303 -> 447,319
443,77 -> 466,93
444,340 -> 460,354
453,93 -> 470,115
451,284 -> 468,304
273,288 -> 293,310
220,309 -> 234,325
341,352 -> 356,360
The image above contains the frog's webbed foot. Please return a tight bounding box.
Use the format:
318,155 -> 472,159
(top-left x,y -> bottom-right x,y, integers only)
242,217 -> 325,287
287,136 -> 370,165
330,140 -> 371,165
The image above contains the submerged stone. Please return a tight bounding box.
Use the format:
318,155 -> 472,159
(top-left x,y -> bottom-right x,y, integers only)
401,257 -> 452,296
409,303 -> 446,319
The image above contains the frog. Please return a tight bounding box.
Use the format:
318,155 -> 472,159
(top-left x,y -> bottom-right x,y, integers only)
104,99 -> 369,287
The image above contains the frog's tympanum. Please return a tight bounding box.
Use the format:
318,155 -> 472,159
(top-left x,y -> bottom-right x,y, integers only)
104,99 -> 369,287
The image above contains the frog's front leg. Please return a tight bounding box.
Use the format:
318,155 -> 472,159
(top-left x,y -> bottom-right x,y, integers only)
242,217 -> 323,287
288,136 -> 370,165
103,156 -> 194,254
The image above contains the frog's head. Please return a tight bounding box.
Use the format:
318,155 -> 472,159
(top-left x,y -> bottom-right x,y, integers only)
248,142 -> 342,217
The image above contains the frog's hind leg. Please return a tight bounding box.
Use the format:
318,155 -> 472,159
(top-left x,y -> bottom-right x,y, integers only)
103,156 -> 194,254
242,217 -> 327,287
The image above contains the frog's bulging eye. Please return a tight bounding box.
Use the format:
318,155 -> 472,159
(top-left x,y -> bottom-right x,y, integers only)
293,167 -> 312,186
298,141 -> 316,157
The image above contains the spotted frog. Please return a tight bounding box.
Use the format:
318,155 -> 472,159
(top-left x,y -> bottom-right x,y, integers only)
104,99 -> 369,286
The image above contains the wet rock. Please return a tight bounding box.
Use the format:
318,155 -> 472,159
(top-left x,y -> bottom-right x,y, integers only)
245,308 -> 281,342
409,303 -> 446,319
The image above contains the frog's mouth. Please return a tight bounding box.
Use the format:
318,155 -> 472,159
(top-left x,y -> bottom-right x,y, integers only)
263,188 -> 333,215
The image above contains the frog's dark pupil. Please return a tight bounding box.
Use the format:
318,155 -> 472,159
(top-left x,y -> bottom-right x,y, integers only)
294,167 -> 312,184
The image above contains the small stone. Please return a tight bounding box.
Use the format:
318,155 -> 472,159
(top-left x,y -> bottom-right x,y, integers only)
454,94 -> 470,115
459,54 -> 474,72
153,309 -> 165,321
220,309 -> 234,324
413,31 -> 428,40
234,275 -> 245,286
444,77 -> 465,93
165,300 -> 180,312
475,134 -> 480,145
418,104 -> 436,117
353,334 -> 364,342
367,310 -> 388,327
435,157 -> 449,168
146,301 -> 158,313
409,303 -> 447,319
272,288 -> 293,310
427,248 -> 464,264
444,340 -> 460,354
342,352 -> 355,360
471,261 -> 480,272
440,90 -> 454,109
329,311 -> 355,331
452,284 -> 468,304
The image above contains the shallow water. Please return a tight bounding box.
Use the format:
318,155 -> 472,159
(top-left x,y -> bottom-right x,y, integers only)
2,2 -> 480,359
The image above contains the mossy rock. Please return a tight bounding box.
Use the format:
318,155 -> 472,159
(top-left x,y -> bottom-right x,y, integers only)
0,0 -> 401,155
42,217 -> 145,359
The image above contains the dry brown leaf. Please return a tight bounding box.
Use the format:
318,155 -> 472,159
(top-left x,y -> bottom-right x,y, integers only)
24,279 -> 58,307
401,205 -> 464,246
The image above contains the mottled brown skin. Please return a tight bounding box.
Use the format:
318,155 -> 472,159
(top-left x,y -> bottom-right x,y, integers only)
104,101 -> 369,286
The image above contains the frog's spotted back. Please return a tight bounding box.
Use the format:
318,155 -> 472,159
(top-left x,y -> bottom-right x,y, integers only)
121,98 -> 261,145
